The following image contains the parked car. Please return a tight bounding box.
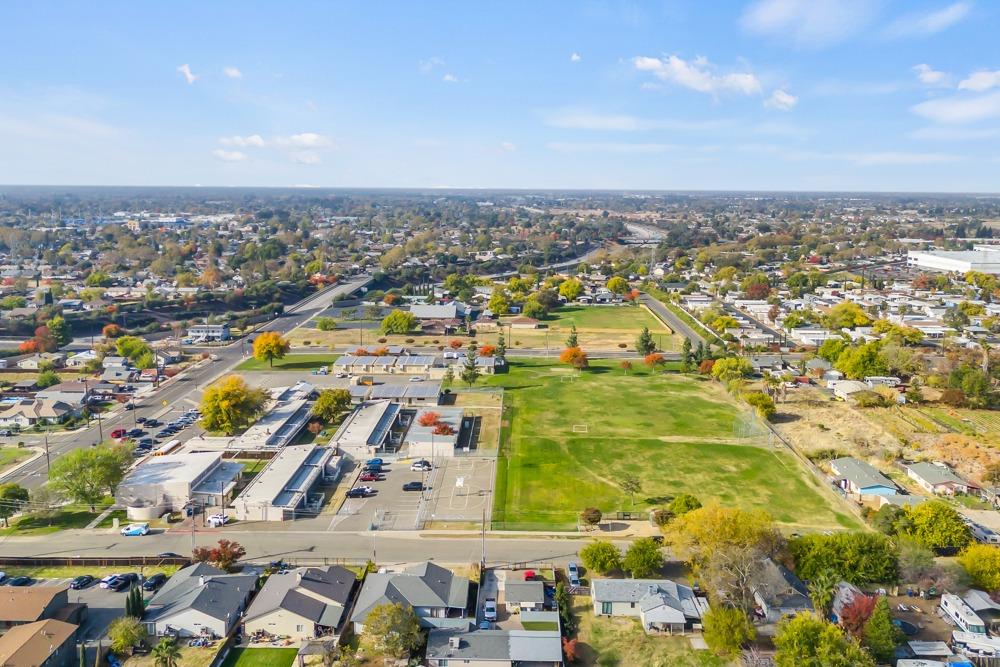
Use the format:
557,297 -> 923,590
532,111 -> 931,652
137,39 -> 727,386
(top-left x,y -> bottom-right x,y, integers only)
111,429 -> 127,439
99,574 -> 122,589
69,575 -> 94,590
7,576 -> 32,586
567,562 -> 581,587
402,481 -> 424,492
484,598 -> 498,621
408,376 -> 423,382
366,458 -> 384,466
0,572 -> 6,584
110,574 -> 138,591
145,419 -> 162,428
143,573 -> 167,591
0,429 -> 13,437
137,438 -> 156,447
410,460 -> 432,472
346,486 -> 373,498
126,428 -> 145,438
157,552 -> 181,558
359,472 -> 380,482
121,523 -> 150,537
206,514 -> 228,528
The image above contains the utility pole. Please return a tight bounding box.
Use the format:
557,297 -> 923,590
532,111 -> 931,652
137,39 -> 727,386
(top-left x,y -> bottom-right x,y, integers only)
43,431 -> 50,473
481,507 -> 487,568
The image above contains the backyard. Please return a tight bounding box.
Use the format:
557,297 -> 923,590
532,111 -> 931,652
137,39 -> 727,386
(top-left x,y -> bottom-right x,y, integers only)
218,648 -> 298,667
488,359 -> 859,532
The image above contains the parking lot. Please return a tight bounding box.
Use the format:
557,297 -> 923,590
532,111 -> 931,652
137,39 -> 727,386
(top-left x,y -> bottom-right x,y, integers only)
328,457 -> 436,531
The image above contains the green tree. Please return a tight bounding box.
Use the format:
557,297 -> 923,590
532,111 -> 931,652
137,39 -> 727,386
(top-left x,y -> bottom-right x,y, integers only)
488,290 -> 511,315
315,316 -> 337,331
84,271 -> 113,288
834,341 -> 888,379
710,356 -> 753,382
252,331 -> 290,368
668,493 -> 701,517
0,483 -> 29,527
200,375 -> 267,435
361,602 -> 422,659
461,343 -> 480,388
580,540 -> 622,574
904,500 -> 971,550
680,337 -> 692,372
566,324 -> 578,348
496,331 -> 506,360
49,443 -> 130,511
107,617 -> 146,655
807,569 -> 840,618
559,278 -> 583,301
46,315 -> 71,347
312,388 -> 352,422
623,537 -> 664,578
380,309 -> 418,334
618,473 -> 641,507
743,391 -> 776,420
607,276 -> 629,294
702,606 -> 756,658
635,326 -> 656,355
115,335 -> 152,362
824,302 -> 873,330
863,597 -> 902,662
36,370 -> 61,389
788,533 -> 898,585
521,299 -> 546,319
152,638 -> 181,667
959,544 -> 1000,590
774,613 -> 875,667
442,366 -> 454,386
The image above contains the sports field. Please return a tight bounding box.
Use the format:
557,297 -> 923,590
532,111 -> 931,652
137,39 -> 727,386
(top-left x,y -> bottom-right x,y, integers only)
487,359 -> 859,532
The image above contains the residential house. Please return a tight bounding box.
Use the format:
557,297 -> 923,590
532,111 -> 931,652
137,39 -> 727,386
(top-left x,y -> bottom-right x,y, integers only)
0,619 -> 78,667
243,566 -> 357,640
101,356 -> 129,369
350,562 -> 470,633
0,399 -> 79,429
907,462 -> 980,496
187,324 -> 231,342
591,578 -> 708,634
752,559 -> 813,623
65,350 -> 98,368
830,457 -> 898,497
16,353 -> 65,370
101,367 -> 135,384
143,563 -> 256,638
0,586 -> 77,631
410,303 -> 468,321
35,382 -> 91,409
502,581 -> 545,613
425,627 -> 563,667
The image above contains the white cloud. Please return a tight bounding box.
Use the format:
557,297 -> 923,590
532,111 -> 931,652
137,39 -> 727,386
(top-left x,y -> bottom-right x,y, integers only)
177,64 -> 198,85
543,109 -> 731,131
959,70 -> 1000,92
913,64 -> 949,86
764,89 -> 798,111
886,2 -> 971,37
912,91 -> 1000,123
219,134 -> 266,148
910,126 -> 999,140
442,73 -> 459,83
282,132 -> 332,148
499,141 -> 516,152
212,149 -> 247,162
547,141 -> 677,154
570,52 -> 581,62
852,151 -> 959,165
632,55 -> 762,95
223,66 -> 242,79
741,0 -> 875,47
290,152 -> 321,165
419,57 -> 445,74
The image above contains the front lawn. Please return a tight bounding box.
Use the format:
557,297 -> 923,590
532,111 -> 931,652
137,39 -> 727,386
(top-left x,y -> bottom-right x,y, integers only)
489,359 -> 859,532
0,446 -> 31,471
0,496 -> 115,536
218,648 -> 298,667
235,353 -> 340,371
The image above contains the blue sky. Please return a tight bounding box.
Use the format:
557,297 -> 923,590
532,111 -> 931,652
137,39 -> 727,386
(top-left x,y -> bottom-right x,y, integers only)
2,0 -> 999,191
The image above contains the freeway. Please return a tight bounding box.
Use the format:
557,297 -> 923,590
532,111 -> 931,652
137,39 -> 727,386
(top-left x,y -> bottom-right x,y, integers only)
0,275 -> 373,489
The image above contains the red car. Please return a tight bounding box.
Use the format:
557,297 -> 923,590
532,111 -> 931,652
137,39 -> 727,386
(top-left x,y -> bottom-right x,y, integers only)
111,428 -> 127,439
359,472 -> 380,482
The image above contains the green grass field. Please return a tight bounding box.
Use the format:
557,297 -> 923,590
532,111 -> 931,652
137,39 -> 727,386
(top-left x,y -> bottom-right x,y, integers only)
219,648 -> 297,667
235,353 -> 340,371
0,446 -> 31,471
488,359 -> 858,532
537,305 -> 666,331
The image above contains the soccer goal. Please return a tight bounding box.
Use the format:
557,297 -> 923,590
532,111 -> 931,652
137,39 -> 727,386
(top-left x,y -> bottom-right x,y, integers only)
572,424 -> 589,433
560,375 -> 577,382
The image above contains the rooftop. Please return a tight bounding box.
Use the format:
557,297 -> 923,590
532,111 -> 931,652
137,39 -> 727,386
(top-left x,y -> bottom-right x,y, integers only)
235,445 -> 332,510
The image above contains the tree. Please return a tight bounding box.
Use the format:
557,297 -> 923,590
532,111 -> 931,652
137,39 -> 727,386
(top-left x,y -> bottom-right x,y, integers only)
636,326 -> 656,355
774,613 -> 875,667
863,597 -> 902,663
496,332 -> 506,360
555,581 -> 574,632
904,500 -> 971,550
479,344 -> 496,357
152,638 -> 181,667
47,315 -> 71,348
0,483 -> 28,527
580,540 -> 622,574
618,473 -> 641,506
36,370 -> 61,389
522,299 -> 546,320
312,388 -> 352,422
834,341 -> 888,380
606,276 -> 629,294
562,637 -> 579,663
824,302 -> 873,330
959,544 -> 1000,591
49,443 -> 130,511
644,352 -> 665,368
680,337 -> 693,372
839,594 -> 877,638
252,331 -> 290,368
108,617 -> 146,655
619,360 -> 632,375
623,537 -> 664,578
743,391 -> 776,421
361,602 -> 422,659
559,278 -> 583,301
442,366 -> 454,386
566,324 -> 578,348
702,606 -> 756,658
200,375 -> 267,435
807,569 -> 839,619
711,357 -> 753,382
559,346 -> 589,370
488,290 -> 511,315
33,326 -> 57,352
102,323 -> 123,339
461,343 -> 480,387
380,309 -> 417,334
698,359 -> 715,375
669,493 -> 701,517
315,316 -> 337,331
579,507 -> 602,529
789,533 -> 898,585
191,539 -> 246,571
115,335 -> 151,362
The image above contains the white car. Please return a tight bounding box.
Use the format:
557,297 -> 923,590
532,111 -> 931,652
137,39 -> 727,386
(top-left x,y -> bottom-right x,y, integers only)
484,598 -> 498,622
206,514 -> 228,527
411,460 -> 432,472
120,523 -> 150,537
408,376 -> 423,382
99,574 -> 122,589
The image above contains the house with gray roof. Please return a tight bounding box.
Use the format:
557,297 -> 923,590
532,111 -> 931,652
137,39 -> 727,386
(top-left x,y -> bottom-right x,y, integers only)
425,627 -> 563,667
243,566 -> 356,640
752,559 -> 813,623
906,462 -> 979,496
143,563 -> 256,638
830,457 -> 898,497
503,581 -> 545,613
350,562 -> 469,633
591,578 -> 708,634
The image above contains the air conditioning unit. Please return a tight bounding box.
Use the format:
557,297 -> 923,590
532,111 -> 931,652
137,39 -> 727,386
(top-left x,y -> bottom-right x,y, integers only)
448,636 -> 461,649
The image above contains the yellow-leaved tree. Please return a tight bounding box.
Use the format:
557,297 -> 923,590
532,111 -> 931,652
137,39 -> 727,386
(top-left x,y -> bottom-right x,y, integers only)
200,375 -> 267,435
253,331 -> 291,368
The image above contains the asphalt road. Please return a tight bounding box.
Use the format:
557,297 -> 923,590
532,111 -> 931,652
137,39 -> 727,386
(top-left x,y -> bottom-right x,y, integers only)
0,276 -> 373,489
638,292 -> 706,345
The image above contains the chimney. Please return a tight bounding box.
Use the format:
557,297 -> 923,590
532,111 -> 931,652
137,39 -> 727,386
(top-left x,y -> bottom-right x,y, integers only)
448,636 -> 461,649
648,585 -> 658,596
199,576 -> 206,586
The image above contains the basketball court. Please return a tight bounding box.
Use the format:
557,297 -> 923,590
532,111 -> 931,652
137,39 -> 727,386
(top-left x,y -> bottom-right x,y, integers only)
419,456 -> 495,528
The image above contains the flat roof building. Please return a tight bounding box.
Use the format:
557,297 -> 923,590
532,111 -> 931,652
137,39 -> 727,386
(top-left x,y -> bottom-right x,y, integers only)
907,249 -> 1000,275
231,445 -> 335,522
116,452 -> 243,520
332,400 -> 401,458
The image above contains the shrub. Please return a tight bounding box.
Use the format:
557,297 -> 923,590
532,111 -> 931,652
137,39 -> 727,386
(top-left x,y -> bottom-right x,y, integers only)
405,338 -> 415,344
377,337 -> 387,343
